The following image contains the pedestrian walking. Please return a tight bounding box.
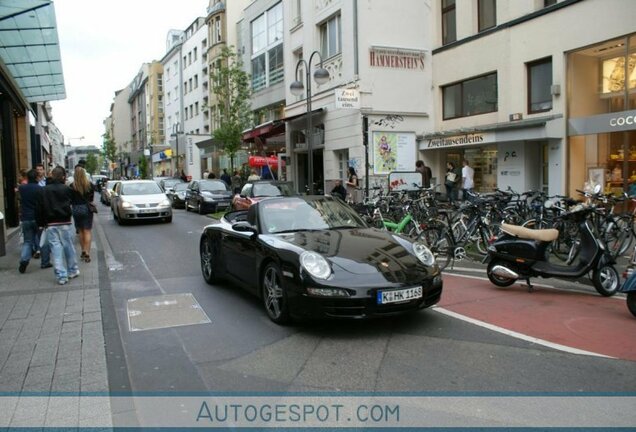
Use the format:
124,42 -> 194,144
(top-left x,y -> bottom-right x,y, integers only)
17,169 -> 52,273
35,163 -> 47,187
231,170 -> 242,194
70,166 -> 96,263
462,158 -> 475,200
247,169 -> 261,181
345,167 -> 359,202
220,169 -> 231,186
36,166 -> 79,285
415,160 -> 432,189
445,162 -> 460,203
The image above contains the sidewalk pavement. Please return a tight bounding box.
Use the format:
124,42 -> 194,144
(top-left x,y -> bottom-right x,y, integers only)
0,221 -> 112,428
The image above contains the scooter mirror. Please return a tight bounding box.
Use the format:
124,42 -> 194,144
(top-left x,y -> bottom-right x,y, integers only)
593,183 -> 602,194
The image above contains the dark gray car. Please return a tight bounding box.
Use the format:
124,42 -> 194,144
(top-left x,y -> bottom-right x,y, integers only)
185,179 -> 232,214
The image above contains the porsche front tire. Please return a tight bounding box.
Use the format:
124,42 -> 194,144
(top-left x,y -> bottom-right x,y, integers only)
262,263 -> 290,324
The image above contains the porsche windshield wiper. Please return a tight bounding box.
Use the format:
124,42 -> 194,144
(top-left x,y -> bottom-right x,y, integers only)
275,229 -> 321,234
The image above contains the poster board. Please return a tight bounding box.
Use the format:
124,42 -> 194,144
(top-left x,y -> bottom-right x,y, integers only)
372,132 -> 416,174
388,171 -> 422,191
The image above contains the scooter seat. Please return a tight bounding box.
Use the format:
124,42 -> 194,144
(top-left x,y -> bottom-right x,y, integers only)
500,223 -> 559,242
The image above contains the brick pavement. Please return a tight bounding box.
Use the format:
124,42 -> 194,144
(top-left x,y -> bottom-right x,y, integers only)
0,221 -> 112,428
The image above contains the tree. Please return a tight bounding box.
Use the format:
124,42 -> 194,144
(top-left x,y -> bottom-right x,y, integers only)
210,46 -> 251,171
138,156 -> 148,179
102,131 -> 118,164
85,153 -> 98,175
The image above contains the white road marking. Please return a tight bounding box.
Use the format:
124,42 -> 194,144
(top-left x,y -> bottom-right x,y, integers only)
433,307 -> 615,359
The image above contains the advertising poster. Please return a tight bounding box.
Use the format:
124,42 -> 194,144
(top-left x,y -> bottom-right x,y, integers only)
372,132 -> 415,174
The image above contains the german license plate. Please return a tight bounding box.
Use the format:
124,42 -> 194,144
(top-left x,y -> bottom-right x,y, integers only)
377,287 -> 422,304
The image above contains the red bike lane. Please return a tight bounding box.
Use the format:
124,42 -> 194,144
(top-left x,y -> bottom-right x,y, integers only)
438,274 -> 636,361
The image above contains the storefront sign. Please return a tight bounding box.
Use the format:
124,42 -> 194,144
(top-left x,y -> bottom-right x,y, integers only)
422,132 -> 494,149
248,155 -> 284,167
335,89 -> 360,109
369,46 -> 425,70
569,109 -> 636,136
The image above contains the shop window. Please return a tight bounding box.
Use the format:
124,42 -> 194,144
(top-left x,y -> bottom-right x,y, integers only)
478,0 -> 496,32
442,72 -> 498,120
528,57 -> 553,113
320,14 -> 341,59
442,0 -> 456,45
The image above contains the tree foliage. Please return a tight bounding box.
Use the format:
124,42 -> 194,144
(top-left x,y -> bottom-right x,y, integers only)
138,155 -> 148,179
210,46 -> 251,170
102,131 -> 118,164
85,153 -> 99,175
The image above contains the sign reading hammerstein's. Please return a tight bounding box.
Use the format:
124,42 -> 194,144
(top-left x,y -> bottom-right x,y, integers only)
369,46 -> 425,70
335,89 -> 360,109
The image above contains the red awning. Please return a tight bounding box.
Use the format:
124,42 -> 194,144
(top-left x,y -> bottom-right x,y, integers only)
242,121 -> 285,142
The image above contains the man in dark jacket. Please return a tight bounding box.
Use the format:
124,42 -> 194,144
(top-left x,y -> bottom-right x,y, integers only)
415,160 -> 432,189
36,166 -> 79,285
17,169 -> 51,273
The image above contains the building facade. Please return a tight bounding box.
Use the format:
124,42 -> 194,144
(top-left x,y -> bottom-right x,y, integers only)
428,0 -> 636,197
283,0 -> 432,195
0,2 -> 65,242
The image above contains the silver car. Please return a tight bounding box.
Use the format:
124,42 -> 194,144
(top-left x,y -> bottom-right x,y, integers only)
111,180 -> 172,225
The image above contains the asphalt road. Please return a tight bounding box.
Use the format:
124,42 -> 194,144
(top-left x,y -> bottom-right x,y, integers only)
95,204 -> 636,395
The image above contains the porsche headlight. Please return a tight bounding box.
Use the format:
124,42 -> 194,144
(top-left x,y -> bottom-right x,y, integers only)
300,251 -> 331,279
413,242 -> 435,266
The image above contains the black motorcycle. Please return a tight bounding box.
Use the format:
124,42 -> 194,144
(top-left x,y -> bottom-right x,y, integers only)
485,205 -> 620,297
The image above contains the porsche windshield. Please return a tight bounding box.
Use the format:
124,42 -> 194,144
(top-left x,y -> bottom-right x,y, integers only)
260,198 -> 367,233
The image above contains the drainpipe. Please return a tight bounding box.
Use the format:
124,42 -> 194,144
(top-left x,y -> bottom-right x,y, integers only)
353,0 -> 359,76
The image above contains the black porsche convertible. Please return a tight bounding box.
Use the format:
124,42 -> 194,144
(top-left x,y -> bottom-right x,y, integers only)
199,195 -> 443,324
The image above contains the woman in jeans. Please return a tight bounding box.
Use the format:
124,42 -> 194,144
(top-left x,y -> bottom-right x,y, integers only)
70,167 -> 95,262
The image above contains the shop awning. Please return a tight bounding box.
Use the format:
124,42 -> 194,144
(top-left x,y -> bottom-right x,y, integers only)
281,107 -> 324,123
422,114 -> 560,140
242,120 -> 285,142
0,0 -> 66,103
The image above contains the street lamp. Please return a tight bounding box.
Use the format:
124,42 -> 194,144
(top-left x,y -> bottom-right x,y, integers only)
290,51 -> 330,195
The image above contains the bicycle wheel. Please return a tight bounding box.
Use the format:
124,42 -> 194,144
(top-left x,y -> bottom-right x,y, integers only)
602,219 -> 630,259
418,227 -> 452,271
615,215 -> 634,256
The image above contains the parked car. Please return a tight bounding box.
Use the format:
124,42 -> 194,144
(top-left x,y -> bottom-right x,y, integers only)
185,179 -> 232,214
199,195 -> 443,324
159,178 -> 185,193
168,182 -> 189,209
101,180 -> 120,205
111,180 -> 172,225
231,180 -> 296,211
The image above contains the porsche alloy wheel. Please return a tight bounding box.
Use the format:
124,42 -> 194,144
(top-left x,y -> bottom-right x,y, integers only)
200,237 -> 217,284
262,263 -> 290,324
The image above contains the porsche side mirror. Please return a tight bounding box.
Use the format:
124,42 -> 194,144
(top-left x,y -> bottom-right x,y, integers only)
232,221 -> 258,237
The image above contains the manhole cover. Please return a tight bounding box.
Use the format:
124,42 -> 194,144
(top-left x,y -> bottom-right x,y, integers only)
127,293 -> 211,332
